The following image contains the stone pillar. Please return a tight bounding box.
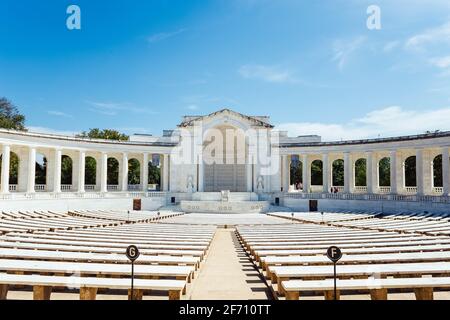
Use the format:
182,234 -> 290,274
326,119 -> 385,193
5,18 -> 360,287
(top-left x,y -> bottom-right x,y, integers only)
246,151 -> 253,192
390,150 -> 398,194
78,151 -> 85,193
302,154 -> 310,193
27,147 -> 36,193
53,149 -> 62,193
344,152 -> 351,193
416,149 -> 424,196
1,144 -> 10,194
322,154 -> 330,193
100,152 -> 108,193
142,153 -> 149,192
366,152 -> 375,194
162,154 -> 169,191
198,152 -> 204,192
443,148 -> 450,196
281,155 -> 289,192
121,153 -> 128,192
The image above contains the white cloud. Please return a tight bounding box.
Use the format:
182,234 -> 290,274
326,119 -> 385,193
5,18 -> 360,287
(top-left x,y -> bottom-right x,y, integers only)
429,56 -> 450,69
27,126 -> 78,137
332,36 -> 366,70
277,106 -> 450,141
238,64 -> 296,83
47,110 -> 73,118
186,104 -> 199,111
147,28 -> 186,43
383,41 -> 400,53
85,101 -> 158,116
406,21 -> 450,51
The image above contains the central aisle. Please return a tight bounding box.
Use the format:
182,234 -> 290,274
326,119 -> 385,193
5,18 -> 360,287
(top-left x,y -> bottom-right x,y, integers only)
188,228 -> 271,300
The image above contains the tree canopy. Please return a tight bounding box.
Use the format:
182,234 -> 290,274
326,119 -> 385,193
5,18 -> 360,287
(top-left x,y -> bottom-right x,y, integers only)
0,97 -> 27,131
76,128 -> 129,141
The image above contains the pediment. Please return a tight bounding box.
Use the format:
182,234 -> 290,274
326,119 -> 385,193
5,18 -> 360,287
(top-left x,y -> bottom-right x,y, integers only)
178,108 -> 273,129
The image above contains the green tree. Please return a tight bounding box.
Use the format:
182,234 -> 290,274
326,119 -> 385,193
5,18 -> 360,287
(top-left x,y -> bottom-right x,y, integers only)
85,157 -> 97,185
61,155 -> 73,185
290,158 -> 302,187
379,157 -> 390,187
128,159 -> 140,185
333,159 -> 344,186
148,162 -> 161,190
0,152 -> 19,184
0,97 -> 27,131
405,156 -> 417,187
355,158 -> 367,187
76,128 -> 129,141
311,160 -> 323,186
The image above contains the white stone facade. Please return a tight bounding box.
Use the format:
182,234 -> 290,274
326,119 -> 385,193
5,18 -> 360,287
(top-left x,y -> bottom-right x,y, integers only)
1,109 -> 449,213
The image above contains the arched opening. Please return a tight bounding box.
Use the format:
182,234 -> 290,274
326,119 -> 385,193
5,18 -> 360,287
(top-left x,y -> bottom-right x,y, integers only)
0,151 -> 19,190
290,155 -> 302,191
107,157 -> 119,191
61,155 -> 73,190
85,156 -> 97,190
332,159 -> 344,189
433,155 -> 443,188
128,158 -> 141,190
148,155 -> 161,191
35,153 -> 47,191
354,158 -> 367,187
404,156 -> 417,187
311,160 -> 323,186
378,157 -> 391,189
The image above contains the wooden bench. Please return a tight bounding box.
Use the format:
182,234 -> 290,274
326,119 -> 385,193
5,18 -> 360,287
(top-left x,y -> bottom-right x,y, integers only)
0,248 -> 200,269
0,273 -> 185,300
268,262 -> 450,295
281,277 -> 450,300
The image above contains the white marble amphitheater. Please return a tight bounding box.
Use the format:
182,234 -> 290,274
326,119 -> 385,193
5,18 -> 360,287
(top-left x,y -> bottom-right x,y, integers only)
1,108 -> 450,301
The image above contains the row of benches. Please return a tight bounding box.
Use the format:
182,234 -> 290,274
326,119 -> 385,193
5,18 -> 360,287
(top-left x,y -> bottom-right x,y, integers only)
237,215 -> 450,300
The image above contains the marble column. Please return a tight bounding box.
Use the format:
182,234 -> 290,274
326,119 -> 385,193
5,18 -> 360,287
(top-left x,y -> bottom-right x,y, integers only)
142,153 -> 149,192
322,153 -> 330,193
198,153 -> 204,192
100,152 -> 108,193
162,154 -> 169,191
27,147 -> 36,193
282,155 -> 290,192
1,144 -> 10,194
390,150 -> 398,194
366,152 -> 375,194
416,149 -> 424,195
53,149 -> 62,193
302,154 -> 309,193
344,152 -> 351,193
121,153 -> 128,192
443,147 -> 450,196
78,151 -> 85,193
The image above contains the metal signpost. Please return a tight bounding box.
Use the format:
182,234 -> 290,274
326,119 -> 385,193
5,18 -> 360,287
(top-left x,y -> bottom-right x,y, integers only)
326,246 -> 342,300
126,245 -> 140,300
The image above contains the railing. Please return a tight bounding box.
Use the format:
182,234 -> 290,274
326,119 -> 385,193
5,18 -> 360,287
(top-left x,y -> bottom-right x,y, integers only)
354,186 -> 367,193
332,186 -> 344,193
35,184 -> 46,192
107,185 -> 119,191
310,185 -> 323,193
61,184 -> 72,192
85,185 -> 96,191
127,184 -> 142,191
405,187 -> 418,194
433,187 -> 444,194
9,184 -> 17,192
378,186 -> 391,194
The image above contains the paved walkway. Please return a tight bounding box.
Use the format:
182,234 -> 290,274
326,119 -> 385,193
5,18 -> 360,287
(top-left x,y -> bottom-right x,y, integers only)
188,228 -> 271,300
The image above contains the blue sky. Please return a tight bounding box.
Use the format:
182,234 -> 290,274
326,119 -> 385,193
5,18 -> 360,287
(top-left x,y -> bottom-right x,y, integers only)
1,0 -> 450,141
